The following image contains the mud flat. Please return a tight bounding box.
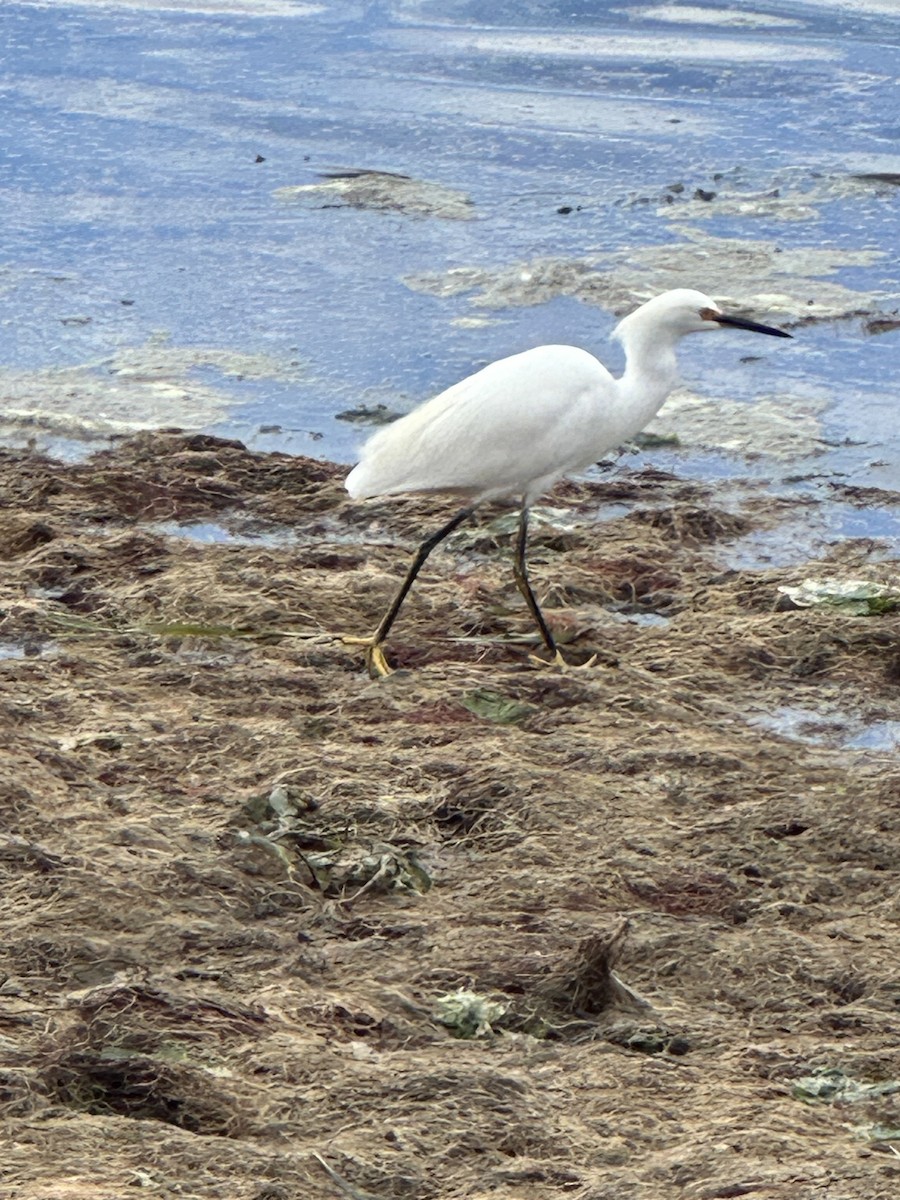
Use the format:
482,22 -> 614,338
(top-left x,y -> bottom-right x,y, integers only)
1,433 -> 898,1200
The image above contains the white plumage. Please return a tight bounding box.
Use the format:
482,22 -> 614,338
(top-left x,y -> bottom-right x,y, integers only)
344,288 -> 790,675
346,345 -> 611,503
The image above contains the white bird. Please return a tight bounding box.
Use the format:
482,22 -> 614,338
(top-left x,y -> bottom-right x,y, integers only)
345,288 -> 790,676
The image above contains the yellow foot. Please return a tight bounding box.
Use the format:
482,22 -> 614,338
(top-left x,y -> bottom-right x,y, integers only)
341,635 -> 394,678
528,647 -> 598,670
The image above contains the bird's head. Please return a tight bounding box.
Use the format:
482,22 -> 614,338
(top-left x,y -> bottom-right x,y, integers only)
613,288 -> 792,342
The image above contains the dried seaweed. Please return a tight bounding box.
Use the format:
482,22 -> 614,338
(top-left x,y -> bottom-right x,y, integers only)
0,433 -> 898,1200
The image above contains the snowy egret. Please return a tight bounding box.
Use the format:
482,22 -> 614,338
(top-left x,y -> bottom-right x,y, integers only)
345,288 -> 790,676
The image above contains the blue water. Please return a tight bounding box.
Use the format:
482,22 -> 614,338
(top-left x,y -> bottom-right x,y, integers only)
1,0 -> 898,492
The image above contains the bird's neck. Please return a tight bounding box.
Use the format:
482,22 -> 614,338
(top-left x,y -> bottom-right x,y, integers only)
615,330 -> 680,437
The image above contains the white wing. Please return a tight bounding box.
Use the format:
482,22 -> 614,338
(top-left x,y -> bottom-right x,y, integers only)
346,344 -> 615,502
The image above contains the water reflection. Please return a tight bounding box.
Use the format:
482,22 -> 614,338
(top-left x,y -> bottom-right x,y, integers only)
1,0 -> 897,520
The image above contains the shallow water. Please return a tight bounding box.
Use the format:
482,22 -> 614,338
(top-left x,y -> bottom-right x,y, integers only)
147,519 -> 292,545
1,0 -> 899,506
747,703 -> 900,753
0,638 -> 57,660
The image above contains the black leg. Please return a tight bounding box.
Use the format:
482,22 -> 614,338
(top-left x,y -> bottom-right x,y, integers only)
372,505 -> 476,648
512,503 -> 558,654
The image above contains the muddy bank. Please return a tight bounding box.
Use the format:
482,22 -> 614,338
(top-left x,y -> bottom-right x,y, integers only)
1,433 -> 898,1200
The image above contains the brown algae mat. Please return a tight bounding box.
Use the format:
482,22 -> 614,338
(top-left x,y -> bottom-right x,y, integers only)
1,432 -> 899,1200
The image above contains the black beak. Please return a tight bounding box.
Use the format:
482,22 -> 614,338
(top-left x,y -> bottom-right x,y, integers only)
714,312 -> 792,338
